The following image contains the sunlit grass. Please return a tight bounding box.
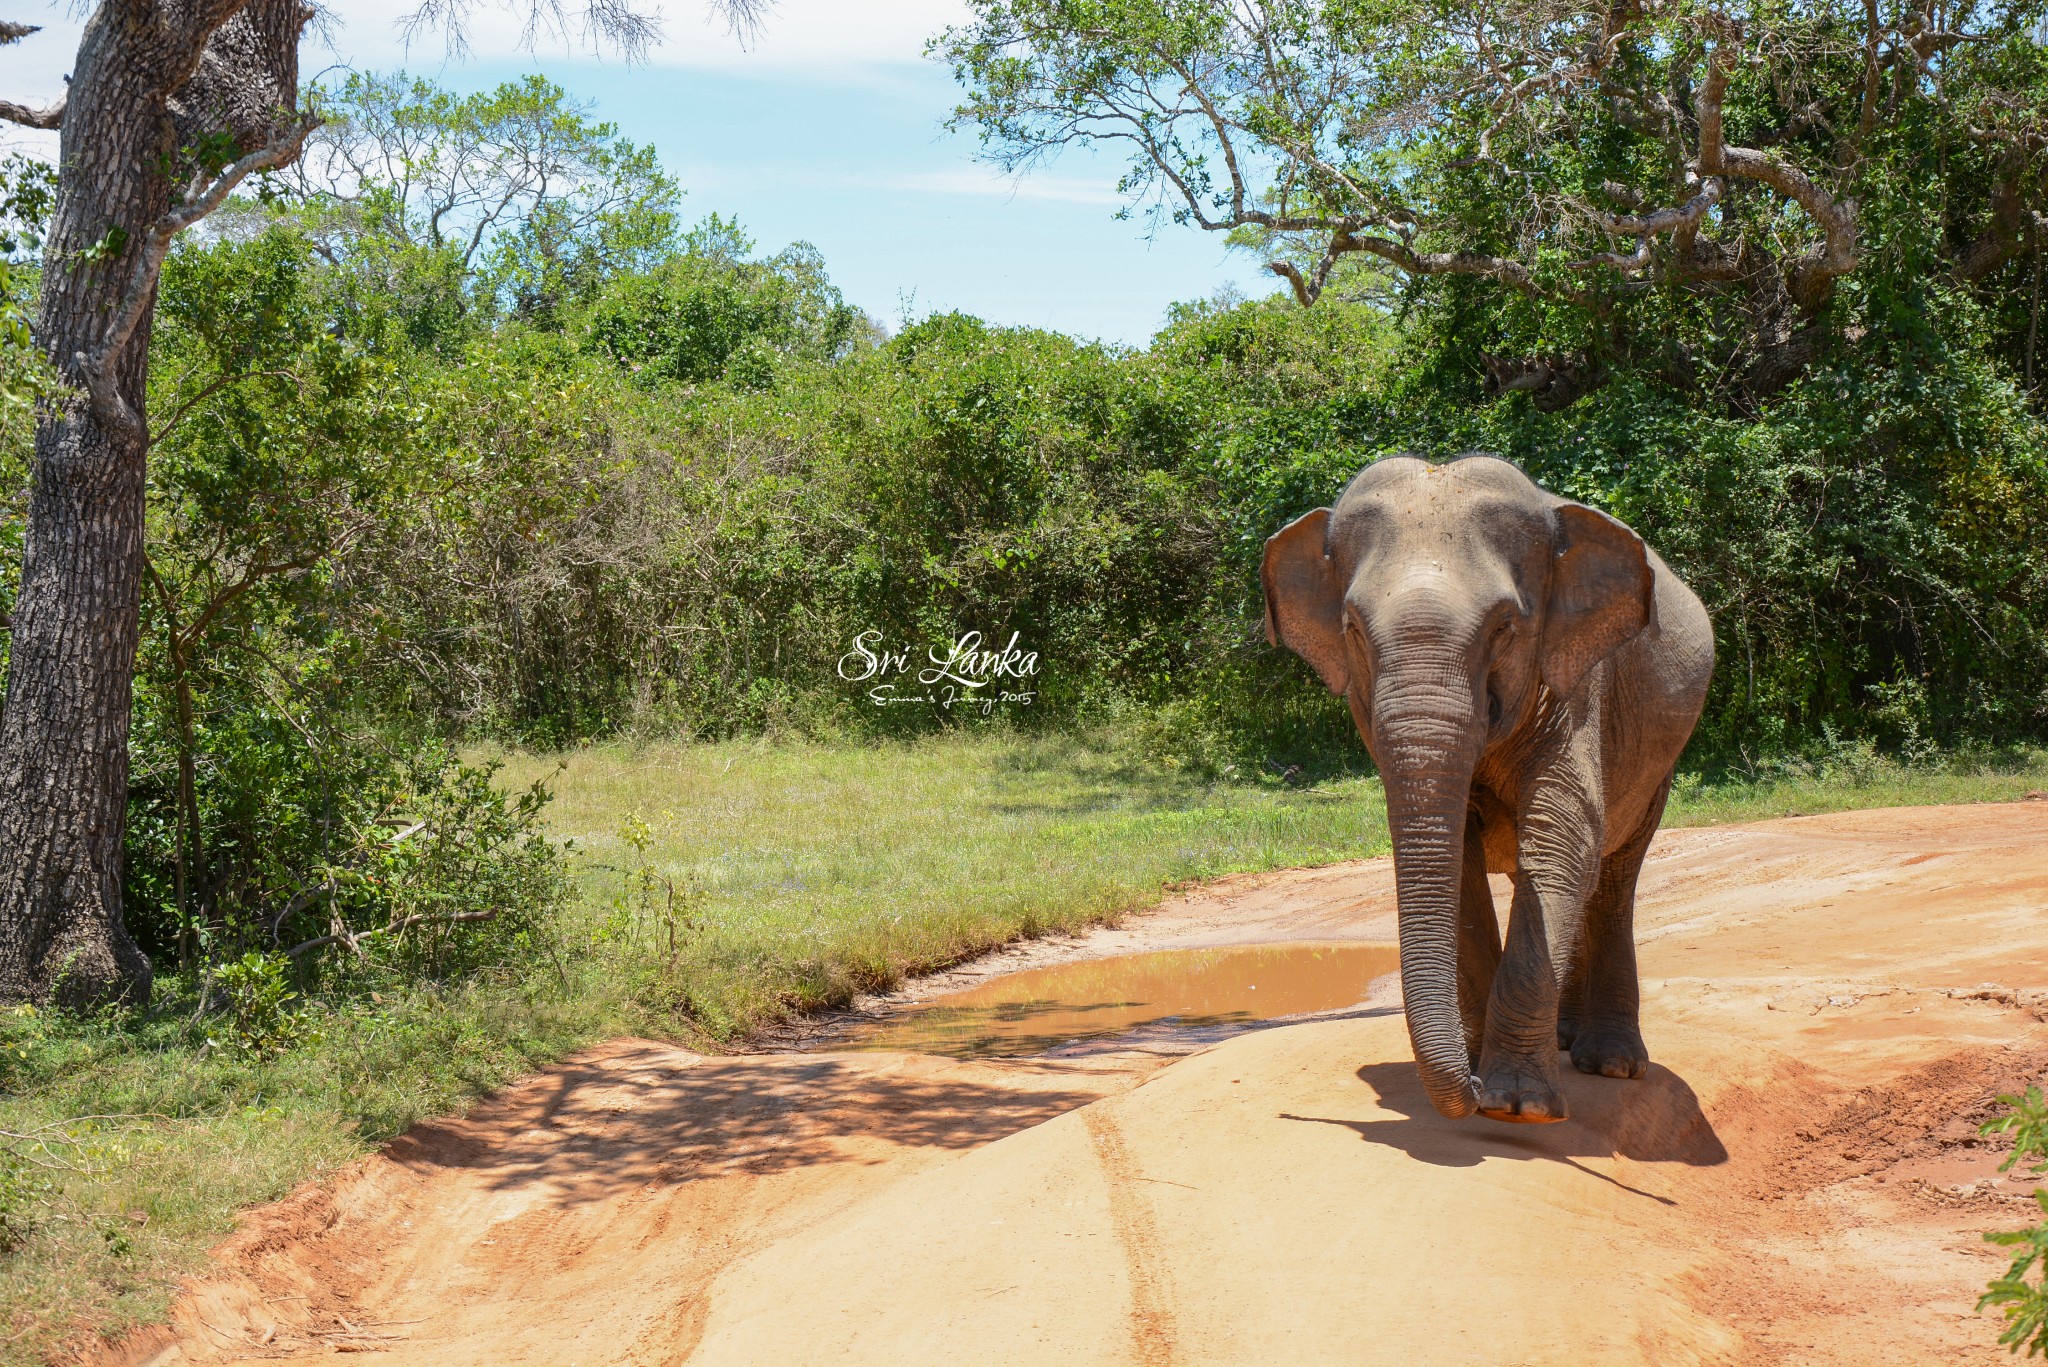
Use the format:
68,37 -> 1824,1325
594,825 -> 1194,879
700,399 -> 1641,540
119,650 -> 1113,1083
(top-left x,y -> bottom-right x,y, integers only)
487,733 -> 2048,1041
0,975 -> 615,1364
1665,744 -> 2048,827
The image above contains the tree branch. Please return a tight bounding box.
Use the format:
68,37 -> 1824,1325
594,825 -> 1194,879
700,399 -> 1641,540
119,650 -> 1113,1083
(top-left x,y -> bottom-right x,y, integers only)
268,875 -> 335,943
1572,177 -> 1724,275
0,91 -> 62,129
1482,353 -> 1606,411
1270,222 -> 1575,307
1954,161 -> 2034,282
80,112 -> 320,435
153,366 -> 296,445
1699,43 -> 1859,310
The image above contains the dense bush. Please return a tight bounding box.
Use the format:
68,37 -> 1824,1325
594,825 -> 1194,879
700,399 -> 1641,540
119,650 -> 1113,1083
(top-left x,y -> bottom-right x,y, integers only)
324,283 -> 2048,768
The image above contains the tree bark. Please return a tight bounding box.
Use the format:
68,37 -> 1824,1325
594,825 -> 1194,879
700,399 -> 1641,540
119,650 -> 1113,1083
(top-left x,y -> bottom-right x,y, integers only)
0,0 -> 305,1007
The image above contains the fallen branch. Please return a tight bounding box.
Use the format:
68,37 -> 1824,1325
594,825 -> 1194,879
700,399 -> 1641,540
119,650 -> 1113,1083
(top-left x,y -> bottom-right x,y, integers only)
267,875 -> 337,944
0,1113 -> 175,1171
285,908 -> 499,960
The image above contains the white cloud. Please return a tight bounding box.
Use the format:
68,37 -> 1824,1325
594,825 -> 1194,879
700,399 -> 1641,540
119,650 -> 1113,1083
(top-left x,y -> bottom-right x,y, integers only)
0,0 -> 969,130
316,0 -> 969,75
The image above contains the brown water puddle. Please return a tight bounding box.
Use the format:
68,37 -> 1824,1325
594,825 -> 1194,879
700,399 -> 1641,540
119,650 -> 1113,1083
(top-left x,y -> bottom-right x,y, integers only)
834,941 -> 1400,1058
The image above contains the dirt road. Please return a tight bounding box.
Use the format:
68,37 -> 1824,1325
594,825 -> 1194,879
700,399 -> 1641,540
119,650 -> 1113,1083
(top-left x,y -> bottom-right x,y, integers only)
109,802 -> 2048,1365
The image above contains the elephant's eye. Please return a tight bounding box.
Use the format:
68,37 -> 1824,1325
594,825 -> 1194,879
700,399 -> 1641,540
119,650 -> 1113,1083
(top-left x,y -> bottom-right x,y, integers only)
1488,689 -> 1503,727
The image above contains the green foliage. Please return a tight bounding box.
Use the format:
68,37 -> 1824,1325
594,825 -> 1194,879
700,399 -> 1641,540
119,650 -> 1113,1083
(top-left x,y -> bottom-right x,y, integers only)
1224,330 -> 2048,760
0,1004 -> 47,1090
87,212 -> 575,995
939,0 -> 2048,399
288,70 -> 683,327
206,952 -> 306,1058
84,63 -> 2042,792
321,281 -> 2047,766
601,812 -> 706,1015
323,753 -> 571,980
0,154 -> 55,410
1982,1086 -> 2048,1356
581,215 -> 875,387
921,0 -> 2048,764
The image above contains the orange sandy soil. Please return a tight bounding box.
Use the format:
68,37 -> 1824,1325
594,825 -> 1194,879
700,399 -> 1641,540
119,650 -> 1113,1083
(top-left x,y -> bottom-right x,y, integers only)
99,802 -> 2048,1366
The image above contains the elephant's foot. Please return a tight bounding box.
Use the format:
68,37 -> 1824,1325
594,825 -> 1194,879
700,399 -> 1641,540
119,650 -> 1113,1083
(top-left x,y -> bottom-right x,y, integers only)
1475,1061 -> 1568,1124
1553,1013 -> 1579,1052
1568,1024 -> 1649,1080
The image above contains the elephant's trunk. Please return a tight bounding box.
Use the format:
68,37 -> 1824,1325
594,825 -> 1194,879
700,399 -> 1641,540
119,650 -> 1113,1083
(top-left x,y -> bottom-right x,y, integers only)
1372,637 -> 1485,1120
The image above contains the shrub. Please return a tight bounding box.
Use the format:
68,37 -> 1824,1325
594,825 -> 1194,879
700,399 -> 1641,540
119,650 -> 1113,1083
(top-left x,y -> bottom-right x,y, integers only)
206,952 -> 307,1058
1982,1085 -> 2048,1355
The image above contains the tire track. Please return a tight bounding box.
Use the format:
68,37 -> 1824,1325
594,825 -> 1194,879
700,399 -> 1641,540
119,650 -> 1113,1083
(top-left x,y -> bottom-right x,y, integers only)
1082,1106 -> 1178,1367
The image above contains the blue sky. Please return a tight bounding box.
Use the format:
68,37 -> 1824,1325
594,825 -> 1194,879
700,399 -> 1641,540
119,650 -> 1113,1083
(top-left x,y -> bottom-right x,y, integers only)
0,0 -> 1262,345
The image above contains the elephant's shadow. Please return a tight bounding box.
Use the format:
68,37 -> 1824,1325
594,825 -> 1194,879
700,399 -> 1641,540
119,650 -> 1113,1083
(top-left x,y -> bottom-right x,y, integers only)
1281,1059 -> 1727,1202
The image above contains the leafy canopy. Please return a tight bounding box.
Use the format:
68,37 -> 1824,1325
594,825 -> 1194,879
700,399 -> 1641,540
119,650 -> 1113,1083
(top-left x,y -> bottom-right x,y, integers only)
940,0 -> 2048,407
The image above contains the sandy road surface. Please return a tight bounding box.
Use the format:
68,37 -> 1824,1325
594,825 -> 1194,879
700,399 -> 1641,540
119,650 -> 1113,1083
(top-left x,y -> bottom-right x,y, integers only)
107,802 -> 2048,1366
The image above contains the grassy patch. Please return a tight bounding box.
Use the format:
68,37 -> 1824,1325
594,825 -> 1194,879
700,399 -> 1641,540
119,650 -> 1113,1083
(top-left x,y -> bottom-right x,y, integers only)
494,730 -> 1393,1040
0,973 -> 621,1364
1665,745 -> 2048,827
6,730 -> 2045,1362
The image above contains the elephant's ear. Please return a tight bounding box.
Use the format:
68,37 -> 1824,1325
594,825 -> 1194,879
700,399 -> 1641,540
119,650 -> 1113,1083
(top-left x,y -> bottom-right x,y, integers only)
1262,507 -> 1349,695
1541,502 -> 1654,698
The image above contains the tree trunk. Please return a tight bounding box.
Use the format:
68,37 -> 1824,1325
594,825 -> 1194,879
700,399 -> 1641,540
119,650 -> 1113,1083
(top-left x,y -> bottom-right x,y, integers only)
0,406 -> 156,1006
0,0 -> 304,1007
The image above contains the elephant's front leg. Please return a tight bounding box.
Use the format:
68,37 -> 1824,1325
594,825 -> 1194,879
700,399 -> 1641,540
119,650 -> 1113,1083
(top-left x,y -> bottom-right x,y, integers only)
1457,808 -> 1502,1066
1568,774 -> 1672,1080
1476,773 -> 1602,1123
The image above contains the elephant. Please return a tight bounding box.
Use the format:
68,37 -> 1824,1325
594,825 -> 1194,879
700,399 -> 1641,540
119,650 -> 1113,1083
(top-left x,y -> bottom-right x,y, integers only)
1262,454 -> 1713,1124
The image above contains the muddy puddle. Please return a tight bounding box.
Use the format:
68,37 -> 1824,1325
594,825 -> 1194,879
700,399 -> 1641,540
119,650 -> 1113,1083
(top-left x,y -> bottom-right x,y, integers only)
834,941 -> 1400,1058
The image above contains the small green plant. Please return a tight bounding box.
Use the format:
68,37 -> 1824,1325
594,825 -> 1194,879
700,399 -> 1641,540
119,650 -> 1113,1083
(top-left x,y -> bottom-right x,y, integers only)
609,812 -> 703,977
70,221 -> 127,269
1981,1086 -> 2048,1356
207,951 -> 307,1058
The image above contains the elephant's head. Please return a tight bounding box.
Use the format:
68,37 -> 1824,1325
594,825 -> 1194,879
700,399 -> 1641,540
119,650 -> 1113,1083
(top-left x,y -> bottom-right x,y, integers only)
1260,454 -> 1655,1118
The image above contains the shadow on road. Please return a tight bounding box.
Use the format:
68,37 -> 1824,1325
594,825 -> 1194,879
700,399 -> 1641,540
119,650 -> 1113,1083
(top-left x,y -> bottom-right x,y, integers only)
382,1040 -> 1111,1208
1278,1056 -> 1727,1199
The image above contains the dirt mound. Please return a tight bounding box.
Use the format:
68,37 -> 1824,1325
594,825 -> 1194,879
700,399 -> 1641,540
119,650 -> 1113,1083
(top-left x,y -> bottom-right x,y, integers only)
105,803 -> 2048,1366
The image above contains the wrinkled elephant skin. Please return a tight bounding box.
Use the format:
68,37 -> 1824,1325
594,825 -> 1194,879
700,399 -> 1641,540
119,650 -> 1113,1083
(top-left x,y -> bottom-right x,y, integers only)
1262,454 -> 1713,1123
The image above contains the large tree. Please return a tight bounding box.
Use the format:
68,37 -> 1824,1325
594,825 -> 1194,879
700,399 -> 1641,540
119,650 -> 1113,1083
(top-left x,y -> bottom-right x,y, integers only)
281,70 -> 684,323
0,0 -> 761,1007
939,0 -> 2048,408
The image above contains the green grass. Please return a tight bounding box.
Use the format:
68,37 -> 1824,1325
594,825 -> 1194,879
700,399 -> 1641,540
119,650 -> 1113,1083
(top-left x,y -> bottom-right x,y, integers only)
1665,746 -> 2048,826
492,731 -> 1394,1038
0,977 -> 617,1364
5,729 -> 2046,1362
